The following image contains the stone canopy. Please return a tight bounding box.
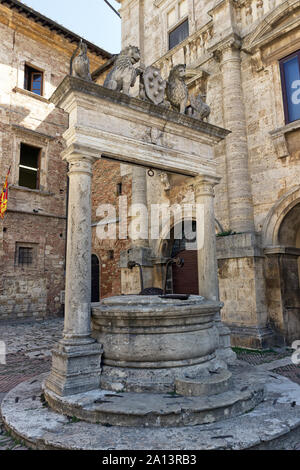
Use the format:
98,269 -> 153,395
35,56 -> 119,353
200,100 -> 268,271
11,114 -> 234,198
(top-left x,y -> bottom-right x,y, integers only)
45,75 -> 233,398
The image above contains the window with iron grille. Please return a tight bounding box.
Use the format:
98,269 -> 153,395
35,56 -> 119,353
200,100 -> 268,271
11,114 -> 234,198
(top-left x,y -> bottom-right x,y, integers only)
280,50 -> 300,124
18,247 -> 33,266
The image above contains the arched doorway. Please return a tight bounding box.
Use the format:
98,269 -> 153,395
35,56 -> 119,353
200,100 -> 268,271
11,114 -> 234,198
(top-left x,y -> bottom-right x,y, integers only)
162,221 -> 199,295
276,203 -> 300,342
91,254 -> 100,302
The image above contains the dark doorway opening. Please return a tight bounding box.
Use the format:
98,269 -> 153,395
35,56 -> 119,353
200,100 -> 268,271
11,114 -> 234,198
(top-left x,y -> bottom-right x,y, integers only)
163,220 -> 199,295
91,254 -> 100,302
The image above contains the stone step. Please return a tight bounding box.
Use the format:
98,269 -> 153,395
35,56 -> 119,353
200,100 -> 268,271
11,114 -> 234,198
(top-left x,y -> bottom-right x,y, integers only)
175,369 -> 232,397
45,380 -> 264,427
3,368 -> 300,450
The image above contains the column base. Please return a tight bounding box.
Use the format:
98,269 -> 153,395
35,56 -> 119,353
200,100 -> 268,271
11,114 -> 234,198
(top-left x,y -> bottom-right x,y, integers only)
215,319 -> 237,364
44,339 -> 103,397
226,324 -> 282,350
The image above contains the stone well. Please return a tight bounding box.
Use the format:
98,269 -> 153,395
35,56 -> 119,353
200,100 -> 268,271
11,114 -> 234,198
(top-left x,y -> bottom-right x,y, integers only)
43,294 -> 265,428
91,295 -> 225,393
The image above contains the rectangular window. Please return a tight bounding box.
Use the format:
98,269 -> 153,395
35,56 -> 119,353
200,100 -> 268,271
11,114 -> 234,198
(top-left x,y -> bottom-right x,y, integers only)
117,182 -> 123,196
169,19 -> 189,50
17,247 -> 33,266
24,64 -> 43,96
19,143 -> 40,190
280,51 -> 300,124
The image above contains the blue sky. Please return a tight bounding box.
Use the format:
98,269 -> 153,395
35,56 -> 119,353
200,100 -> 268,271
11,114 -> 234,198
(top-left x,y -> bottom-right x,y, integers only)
21,0 -> 121,53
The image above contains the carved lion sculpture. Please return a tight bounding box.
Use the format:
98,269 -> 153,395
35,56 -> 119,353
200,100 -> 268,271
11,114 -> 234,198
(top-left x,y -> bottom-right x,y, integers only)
103,46 -> 142,95
187,94 -> 211,121
166,64 -> 188,114
72,40 -> 92,81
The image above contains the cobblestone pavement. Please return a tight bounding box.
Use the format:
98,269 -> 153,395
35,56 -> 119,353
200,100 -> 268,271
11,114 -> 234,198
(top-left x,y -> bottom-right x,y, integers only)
0,317 -> 299,450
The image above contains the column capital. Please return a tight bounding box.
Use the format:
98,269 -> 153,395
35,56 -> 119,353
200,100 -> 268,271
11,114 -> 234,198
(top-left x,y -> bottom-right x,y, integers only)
209,34 -> 242,63
62,144 -> 101,176
193,175 -> 221,197
62,144 -> 101,164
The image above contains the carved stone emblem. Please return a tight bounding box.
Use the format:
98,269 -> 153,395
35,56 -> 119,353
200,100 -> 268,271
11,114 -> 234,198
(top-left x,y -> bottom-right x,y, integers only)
143,127 -> 164,145
141,66 -> 166,106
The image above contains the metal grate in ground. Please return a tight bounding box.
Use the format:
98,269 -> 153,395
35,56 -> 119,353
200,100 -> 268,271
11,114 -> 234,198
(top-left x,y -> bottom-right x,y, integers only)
234,349 -> 291,366
272,364 -> 300,386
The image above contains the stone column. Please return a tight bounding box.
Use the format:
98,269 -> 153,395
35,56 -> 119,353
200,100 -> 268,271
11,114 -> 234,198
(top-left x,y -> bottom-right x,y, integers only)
45,150 -> 102,397
221,40 -> 255,233
131,166 -> 148,248
120,166 -> 153,293
194,175 -> 220,301
194,175 -> 236,364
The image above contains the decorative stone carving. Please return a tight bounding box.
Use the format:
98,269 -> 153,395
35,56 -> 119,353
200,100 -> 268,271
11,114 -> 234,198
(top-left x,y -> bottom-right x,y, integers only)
140,66 -> 167,105
103,45 -> 142,95
71,40 -> 92,81
251,48 -> 264,73
143,127 -> 164,145
270,131 -> 289,159
160,172 -> 170,191
166,64 -> 188,114
186,94 -> 211,121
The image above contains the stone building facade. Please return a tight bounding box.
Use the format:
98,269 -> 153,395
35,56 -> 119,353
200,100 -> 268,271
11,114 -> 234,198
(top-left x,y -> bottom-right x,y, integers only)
109,0 -> 300,348
0,0 -> 110,320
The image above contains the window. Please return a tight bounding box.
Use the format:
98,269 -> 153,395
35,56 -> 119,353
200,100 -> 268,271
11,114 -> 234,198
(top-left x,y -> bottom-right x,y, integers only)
17,247 -> 33,267
167,0 -> 189,50
117,182 -> 123,196
19,143 -> 40,190
169,19 -> 189,50
280,51 -> 300,124
15,243 -> 38,269
24,64 -> 43,96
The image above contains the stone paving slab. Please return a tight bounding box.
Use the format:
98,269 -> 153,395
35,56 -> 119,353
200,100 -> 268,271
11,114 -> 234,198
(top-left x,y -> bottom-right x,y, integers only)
0,318 -> 63,354
2,371 -> 300,450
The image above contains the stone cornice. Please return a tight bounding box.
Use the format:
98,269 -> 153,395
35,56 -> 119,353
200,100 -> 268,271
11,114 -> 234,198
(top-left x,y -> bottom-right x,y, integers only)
264,246 -> 300,256
51,76 -> 230,142
208,33 -> 242,61
269,119 -> 300,159
11,124 -> 55,142
243,0 -> 300,52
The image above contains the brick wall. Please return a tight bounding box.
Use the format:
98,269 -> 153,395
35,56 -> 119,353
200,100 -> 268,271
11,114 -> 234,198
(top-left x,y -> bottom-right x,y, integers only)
0,3 -> 109,320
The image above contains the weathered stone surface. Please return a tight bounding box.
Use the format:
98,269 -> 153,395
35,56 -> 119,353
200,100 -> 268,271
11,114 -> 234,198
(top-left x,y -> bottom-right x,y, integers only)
113,0 -> 300,347
92,295 -> 223,392
2,364 -> 300,450
175,368 -> 232,397
44,340 -> 102,396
